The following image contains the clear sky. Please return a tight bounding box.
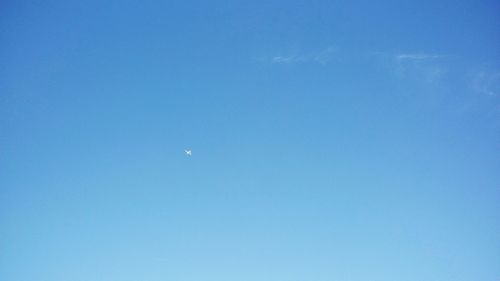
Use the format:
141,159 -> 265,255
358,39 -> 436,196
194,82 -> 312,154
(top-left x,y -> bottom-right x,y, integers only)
1,1 -> 499,281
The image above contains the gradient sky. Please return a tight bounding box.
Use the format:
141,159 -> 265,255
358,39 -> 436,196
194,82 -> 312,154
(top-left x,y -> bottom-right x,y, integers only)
1,1 -> 500,281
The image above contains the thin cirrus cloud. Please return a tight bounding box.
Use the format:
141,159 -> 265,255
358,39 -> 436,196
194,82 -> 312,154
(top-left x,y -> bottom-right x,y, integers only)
270,55 -> 306,64
469,70 -> 500,97
261,47 -> 337,65
260,47 -> 499,99
395,53 -> 444,61
395,53 -> 499,97
392,52 -> 448,83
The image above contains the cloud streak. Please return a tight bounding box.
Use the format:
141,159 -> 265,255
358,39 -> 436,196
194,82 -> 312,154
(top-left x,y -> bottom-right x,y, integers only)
469,70 -> 500,97
270,55 -> 306,64
261,47 -> 337,65
393,52 -> 448,83
395,53 -> 443,61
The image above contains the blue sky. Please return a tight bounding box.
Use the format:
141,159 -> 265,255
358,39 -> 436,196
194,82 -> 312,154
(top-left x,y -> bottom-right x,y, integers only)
1,1 -> 499,280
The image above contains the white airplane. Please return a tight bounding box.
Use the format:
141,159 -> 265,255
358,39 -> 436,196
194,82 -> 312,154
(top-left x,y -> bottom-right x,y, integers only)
184,149 -> 192,156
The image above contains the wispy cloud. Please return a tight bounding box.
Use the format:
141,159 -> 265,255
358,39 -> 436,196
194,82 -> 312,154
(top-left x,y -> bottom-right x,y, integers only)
260,47 -> 337,65
469,70 -> 500,97
392,52 -> 448,83
395,53 -> 443,61
312,47 -> 337,64
270,55 -> 306,64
